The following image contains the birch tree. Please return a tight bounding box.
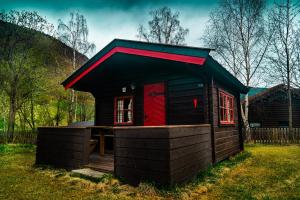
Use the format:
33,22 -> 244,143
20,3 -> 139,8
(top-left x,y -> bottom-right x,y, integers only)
296,36 -> 300,88
137,6 -> 189,45
266,0 -> 300,133
57,12 -> 95,124
203,0 -> 270,140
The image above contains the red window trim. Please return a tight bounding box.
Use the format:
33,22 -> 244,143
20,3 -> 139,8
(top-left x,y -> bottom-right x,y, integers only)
114,96 -> 134,125
64,47 -> 206,89
219,90 -> 235,125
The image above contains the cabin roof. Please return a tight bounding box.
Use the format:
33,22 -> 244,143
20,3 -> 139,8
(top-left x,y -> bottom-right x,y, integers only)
247,84 -> 300,103
241,87 -> 268,100
62,39 -> 248,93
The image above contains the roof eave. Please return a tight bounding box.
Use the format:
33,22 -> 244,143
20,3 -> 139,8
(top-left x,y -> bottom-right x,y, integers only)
62,39 -> 211,89
206,56 -> 249,94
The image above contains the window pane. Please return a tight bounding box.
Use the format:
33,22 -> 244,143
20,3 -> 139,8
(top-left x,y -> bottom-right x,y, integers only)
219,91 -> 234,124
124,98 -> 132,110
220,108 -> 223,121
123,110 -> 133,123
117,111 -> 123,123
224,107 -> 227,121
115,97 -> 133,124
229,110 -> 233,122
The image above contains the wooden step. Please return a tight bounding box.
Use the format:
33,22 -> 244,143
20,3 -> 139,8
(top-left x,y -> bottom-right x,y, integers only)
72,168 -> 106,179
85,162 -> 114,173
85,154 -> 114,173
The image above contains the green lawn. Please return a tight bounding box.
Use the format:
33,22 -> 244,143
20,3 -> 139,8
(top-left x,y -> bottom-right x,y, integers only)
0,144 -> 299,200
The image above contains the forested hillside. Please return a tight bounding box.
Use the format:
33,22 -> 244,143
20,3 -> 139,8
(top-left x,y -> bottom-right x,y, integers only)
0,19 -> 95,134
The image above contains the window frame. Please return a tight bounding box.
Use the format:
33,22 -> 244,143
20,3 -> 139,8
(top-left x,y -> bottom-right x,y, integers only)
219,90 -> 235,125
114,96 -> 134,125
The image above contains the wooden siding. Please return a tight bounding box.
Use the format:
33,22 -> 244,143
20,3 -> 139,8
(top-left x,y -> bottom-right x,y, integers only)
94,73 -> 206,126
249,96 -> 300,128
210,80 -> 242,162
113,125 -> 212,186
36,127 -> 91,169
167,77 -> 205,124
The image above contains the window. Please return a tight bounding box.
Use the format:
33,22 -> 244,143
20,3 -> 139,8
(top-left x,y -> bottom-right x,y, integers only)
219,91 -> 234,125
114,96 -> 133,125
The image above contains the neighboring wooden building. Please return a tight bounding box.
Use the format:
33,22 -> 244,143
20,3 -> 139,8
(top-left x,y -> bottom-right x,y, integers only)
248,84 -> 300,128
37,39 -> 248,186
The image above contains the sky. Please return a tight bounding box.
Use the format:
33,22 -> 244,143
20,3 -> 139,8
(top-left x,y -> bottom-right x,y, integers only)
1,0 -> 219,56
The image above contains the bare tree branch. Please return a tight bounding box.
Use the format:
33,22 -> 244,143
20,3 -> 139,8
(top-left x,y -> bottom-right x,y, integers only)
137,6 -> 189,45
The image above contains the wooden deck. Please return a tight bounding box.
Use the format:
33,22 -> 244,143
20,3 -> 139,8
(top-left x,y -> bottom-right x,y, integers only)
85,153 -> 114,173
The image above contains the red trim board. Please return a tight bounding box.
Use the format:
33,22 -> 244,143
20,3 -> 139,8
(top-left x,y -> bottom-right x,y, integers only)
65,47 -> 206,89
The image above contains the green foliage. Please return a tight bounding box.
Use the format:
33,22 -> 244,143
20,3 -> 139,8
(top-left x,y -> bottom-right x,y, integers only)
0,10 -> 95,135
0,119 -> 5,131
0,144 -> 35,154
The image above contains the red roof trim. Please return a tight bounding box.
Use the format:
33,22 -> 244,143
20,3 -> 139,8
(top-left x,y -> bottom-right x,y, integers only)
65,47 -> 206,89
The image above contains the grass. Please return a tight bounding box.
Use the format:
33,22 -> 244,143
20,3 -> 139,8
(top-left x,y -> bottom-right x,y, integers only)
0,144 -> 299,199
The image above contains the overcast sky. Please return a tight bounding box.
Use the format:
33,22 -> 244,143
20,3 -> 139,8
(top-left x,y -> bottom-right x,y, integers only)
1,0 -> 220,55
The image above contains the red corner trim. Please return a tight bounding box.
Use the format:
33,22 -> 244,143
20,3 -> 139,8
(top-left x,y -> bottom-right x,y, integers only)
65,47 -> 206,89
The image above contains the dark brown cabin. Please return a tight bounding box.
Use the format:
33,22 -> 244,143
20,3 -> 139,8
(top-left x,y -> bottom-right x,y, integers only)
247,84 -> 300,128
36,39 -> 248,186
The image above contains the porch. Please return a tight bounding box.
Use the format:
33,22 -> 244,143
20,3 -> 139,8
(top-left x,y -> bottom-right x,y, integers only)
86,126 -> 114,172
36,124 -> 212,185
36,126 -> 115,172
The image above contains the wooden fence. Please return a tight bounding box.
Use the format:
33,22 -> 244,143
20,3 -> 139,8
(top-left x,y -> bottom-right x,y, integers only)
0,130 -> 37,144
249,128 -> 300,144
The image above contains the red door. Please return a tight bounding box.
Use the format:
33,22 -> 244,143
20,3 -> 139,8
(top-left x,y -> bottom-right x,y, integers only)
144,82 -> 166,126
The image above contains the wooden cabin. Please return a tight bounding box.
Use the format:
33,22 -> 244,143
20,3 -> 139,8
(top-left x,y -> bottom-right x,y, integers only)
36,39 -> 248,186
247,84 -> 300,128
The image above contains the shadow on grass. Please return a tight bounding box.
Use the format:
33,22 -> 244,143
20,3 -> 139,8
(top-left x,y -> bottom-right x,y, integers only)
157,150 -> 252,197
194,150 -> 251,184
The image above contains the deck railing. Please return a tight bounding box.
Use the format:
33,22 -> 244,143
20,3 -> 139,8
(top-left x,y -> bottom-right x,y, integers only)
249,128 -> 300,144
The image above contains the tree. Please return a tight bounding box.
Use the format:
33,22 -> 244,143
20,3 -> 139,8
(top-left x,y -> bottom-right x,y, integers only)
0,10 -> 54,140
137,6 -> 189,45
295,35 -> 300,88
266,0 -> 300,134
57,12 -> 95,124
203,0 -> 270,140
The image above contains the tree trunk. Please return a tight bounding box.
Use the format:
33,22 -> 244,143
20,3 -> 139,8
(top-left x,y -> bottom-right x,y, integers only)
241,93 -> 251,142
74,92 -> 78,122
288,87 -> 293,140
30,96 -> 35,131
287,60 -> 293,140
55,99 -> 61,126
286,0 -> 293,141
7,91 -> 17,142
70,47 -> 77,123
68,90 -> 74,125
